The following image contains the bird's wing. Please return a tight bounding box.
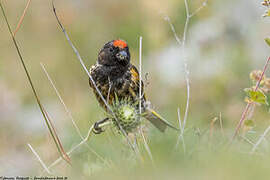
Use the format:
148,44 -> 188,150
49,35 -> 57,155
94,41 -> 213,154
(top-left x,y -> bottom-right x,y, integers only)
144,108 -> 180,132
129,65 -> 179,132
129,65 -> 146,100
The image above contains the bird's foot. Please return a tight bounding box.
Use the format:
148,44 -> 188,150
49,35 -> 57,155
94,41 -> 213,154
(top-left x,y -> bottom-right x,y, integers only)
93,118 -> 109,134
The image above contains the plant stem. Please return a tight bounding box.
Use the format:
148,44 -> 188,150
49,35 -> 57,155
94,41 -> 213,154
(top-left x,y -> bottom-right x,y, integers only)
232,56 -> 270,140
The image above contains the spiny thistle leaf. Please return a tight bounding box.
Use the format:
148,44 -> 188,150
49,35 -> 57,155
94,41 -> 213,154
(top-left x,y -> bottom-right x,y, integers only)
245,88 -> 268,105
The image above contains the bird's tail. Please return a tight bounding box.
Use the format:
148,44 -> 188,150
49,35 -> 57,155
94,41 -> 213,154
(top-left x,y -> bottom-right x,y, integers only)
143,108 -> 179,132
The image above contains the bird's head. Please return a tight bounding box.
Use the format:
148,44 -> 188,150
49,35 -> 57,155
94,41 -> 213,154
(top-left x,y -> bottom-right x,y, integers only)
98,39 -> 130,67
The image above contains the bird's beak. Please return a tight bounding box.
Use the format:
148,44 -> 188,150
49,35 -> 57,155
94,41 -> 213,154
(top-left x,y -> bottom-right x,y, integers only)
116,51 -> 128,61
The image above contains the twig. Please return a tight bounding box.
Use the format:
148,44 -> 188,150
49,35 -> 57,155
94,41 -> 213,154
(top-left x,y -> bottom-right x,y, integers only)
138,36 -> 154,164
40,63 -> 83,139
27,143 -> 52,175
165,0 -> 207,150
251,125 -> 270,153
40,63 -> 109,166
233,56 -> 270,140
51,0 -> 137,154
46,125 -> 94,171
43,108 -> 71,164
45,121 -> 111,172
13,0 -> 31,37
140,131 -> 153,162
177,108 -> 183,131
190,1 -> 208,18
240,135 -> 255,146
0,1 -> 70,164
209,117 -> 218,139
181,0 -> 191,136
139,36 -> 142,118
175,108 -> 186,152
219,112 -> 225,138
163,16 -> 182,45
182,0 -> 207,133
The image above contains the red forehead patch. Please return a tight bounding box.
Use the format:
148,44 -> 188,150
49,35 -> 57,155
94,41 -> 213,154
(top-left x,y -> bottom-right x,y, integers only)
113,40 -> 127,49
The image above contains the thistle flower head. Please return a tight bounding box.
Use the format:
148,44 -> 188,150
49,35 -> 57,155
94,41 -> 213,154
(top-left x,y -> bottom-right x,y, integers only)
107,96 -> 142,133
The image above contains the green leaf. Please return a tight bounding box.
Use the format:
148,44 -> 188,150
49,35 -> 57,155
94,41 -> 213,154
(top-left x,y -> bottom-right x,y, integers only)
244,88 -> 268,105
244,120 -> 255,128
265,37 -> 270,47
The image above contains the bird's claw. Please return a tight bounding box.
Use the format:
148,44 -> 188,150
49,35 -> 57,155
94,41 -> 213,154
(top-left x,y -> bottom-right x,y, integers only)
93,118 -> 109,134
93,122 -> 104,134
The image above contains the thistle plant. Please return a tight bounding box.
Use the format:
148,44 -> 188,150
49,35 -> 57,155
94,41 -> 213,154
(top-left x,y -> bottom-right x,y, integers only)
107,96 -> 143,133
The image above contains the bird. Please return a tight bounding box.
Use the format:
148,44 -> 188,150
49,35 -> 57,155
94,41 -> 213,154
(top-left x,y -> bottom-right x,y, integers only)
89,39 -> 178,133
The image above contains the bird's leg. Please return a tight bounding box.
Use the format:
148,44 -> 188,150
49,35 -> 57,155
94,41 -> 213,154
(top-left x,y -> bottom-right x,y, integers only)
93,117 -> 109,134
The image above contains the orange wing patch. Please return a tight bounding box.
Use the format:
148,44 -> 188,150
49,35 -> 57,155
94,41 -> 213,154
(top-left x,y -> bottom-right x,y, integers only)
113,40 -> 127,49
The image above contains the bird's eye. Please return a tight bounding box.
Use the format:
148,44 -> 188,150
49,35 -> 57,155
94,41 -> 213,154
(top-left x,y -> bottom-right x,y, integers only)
109,47 -> 114,52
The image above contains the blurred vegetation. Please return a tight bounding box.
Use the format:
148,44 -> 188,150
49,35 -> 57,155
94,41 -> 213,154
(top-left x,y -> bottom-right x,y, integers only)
0,0 -> 270,179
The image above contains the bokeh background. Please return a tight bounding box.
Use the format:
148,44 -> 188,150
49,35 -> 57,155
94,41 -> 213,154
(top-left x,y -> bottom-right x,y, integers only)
0,0 -> 270,179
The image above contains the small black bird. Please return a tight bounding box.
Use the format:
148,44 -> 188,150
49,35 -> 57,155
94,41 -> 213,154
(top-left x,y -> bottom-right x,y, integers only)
89,39 -> 177,133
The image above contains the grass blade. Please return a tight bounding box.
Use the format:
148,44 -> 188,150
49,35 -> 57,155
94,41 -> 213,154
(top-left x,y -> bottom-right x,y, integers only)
0,1 -> 70,164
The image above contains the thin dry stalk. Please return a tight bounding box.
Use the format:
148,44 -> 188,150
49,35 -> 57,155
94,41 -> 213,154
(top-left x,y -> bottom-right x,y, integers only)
138,36 -> 154,164
139,37 -> 142,118
40,63 -> 83,139
28,144 -> 52,175
190,1 -> 208,18
43,108 -> 71,163
251,125 -> 270,153
219,112 -> 225,138
240,136 -> 255,147
40,63 -> 110,166
164,16 -> 181,45
166,0 -> 208,150
182,0 -> 208,134
13,0 -> 31,36
209,117 -> 218,139
0,2 -> 70,164
45,121 -> 111,173
175,108 -> 186,152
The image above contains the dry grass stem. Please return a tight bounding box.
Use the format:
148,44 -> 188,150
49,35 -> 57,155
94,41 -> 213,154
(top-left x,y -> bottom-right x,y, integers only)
27,143 -> 52,175
40,63 -> 83,139
251,125 -> 270,153
138,36 -> 154,164
0,2 -> 70,164
40,63 -> 109,166
175,108 -> 186,152
13,0 -> 31,36
219,112 -> 225,138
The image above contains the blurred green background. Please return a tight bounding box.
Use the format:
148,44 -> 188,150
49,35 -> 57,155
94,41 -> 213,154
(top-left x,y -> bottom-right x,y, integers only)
0,0 -> 270,179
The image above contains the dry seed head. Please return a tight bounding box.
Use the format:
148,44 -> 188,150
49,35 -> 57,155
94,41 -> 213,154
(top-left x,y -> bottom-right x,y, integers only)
249,70 -> 265,84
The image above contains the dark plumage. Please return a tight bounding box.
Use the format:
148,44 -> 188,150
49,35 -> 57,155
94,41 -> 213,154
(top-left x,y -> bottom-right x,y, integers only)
89,39 -> 178,132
